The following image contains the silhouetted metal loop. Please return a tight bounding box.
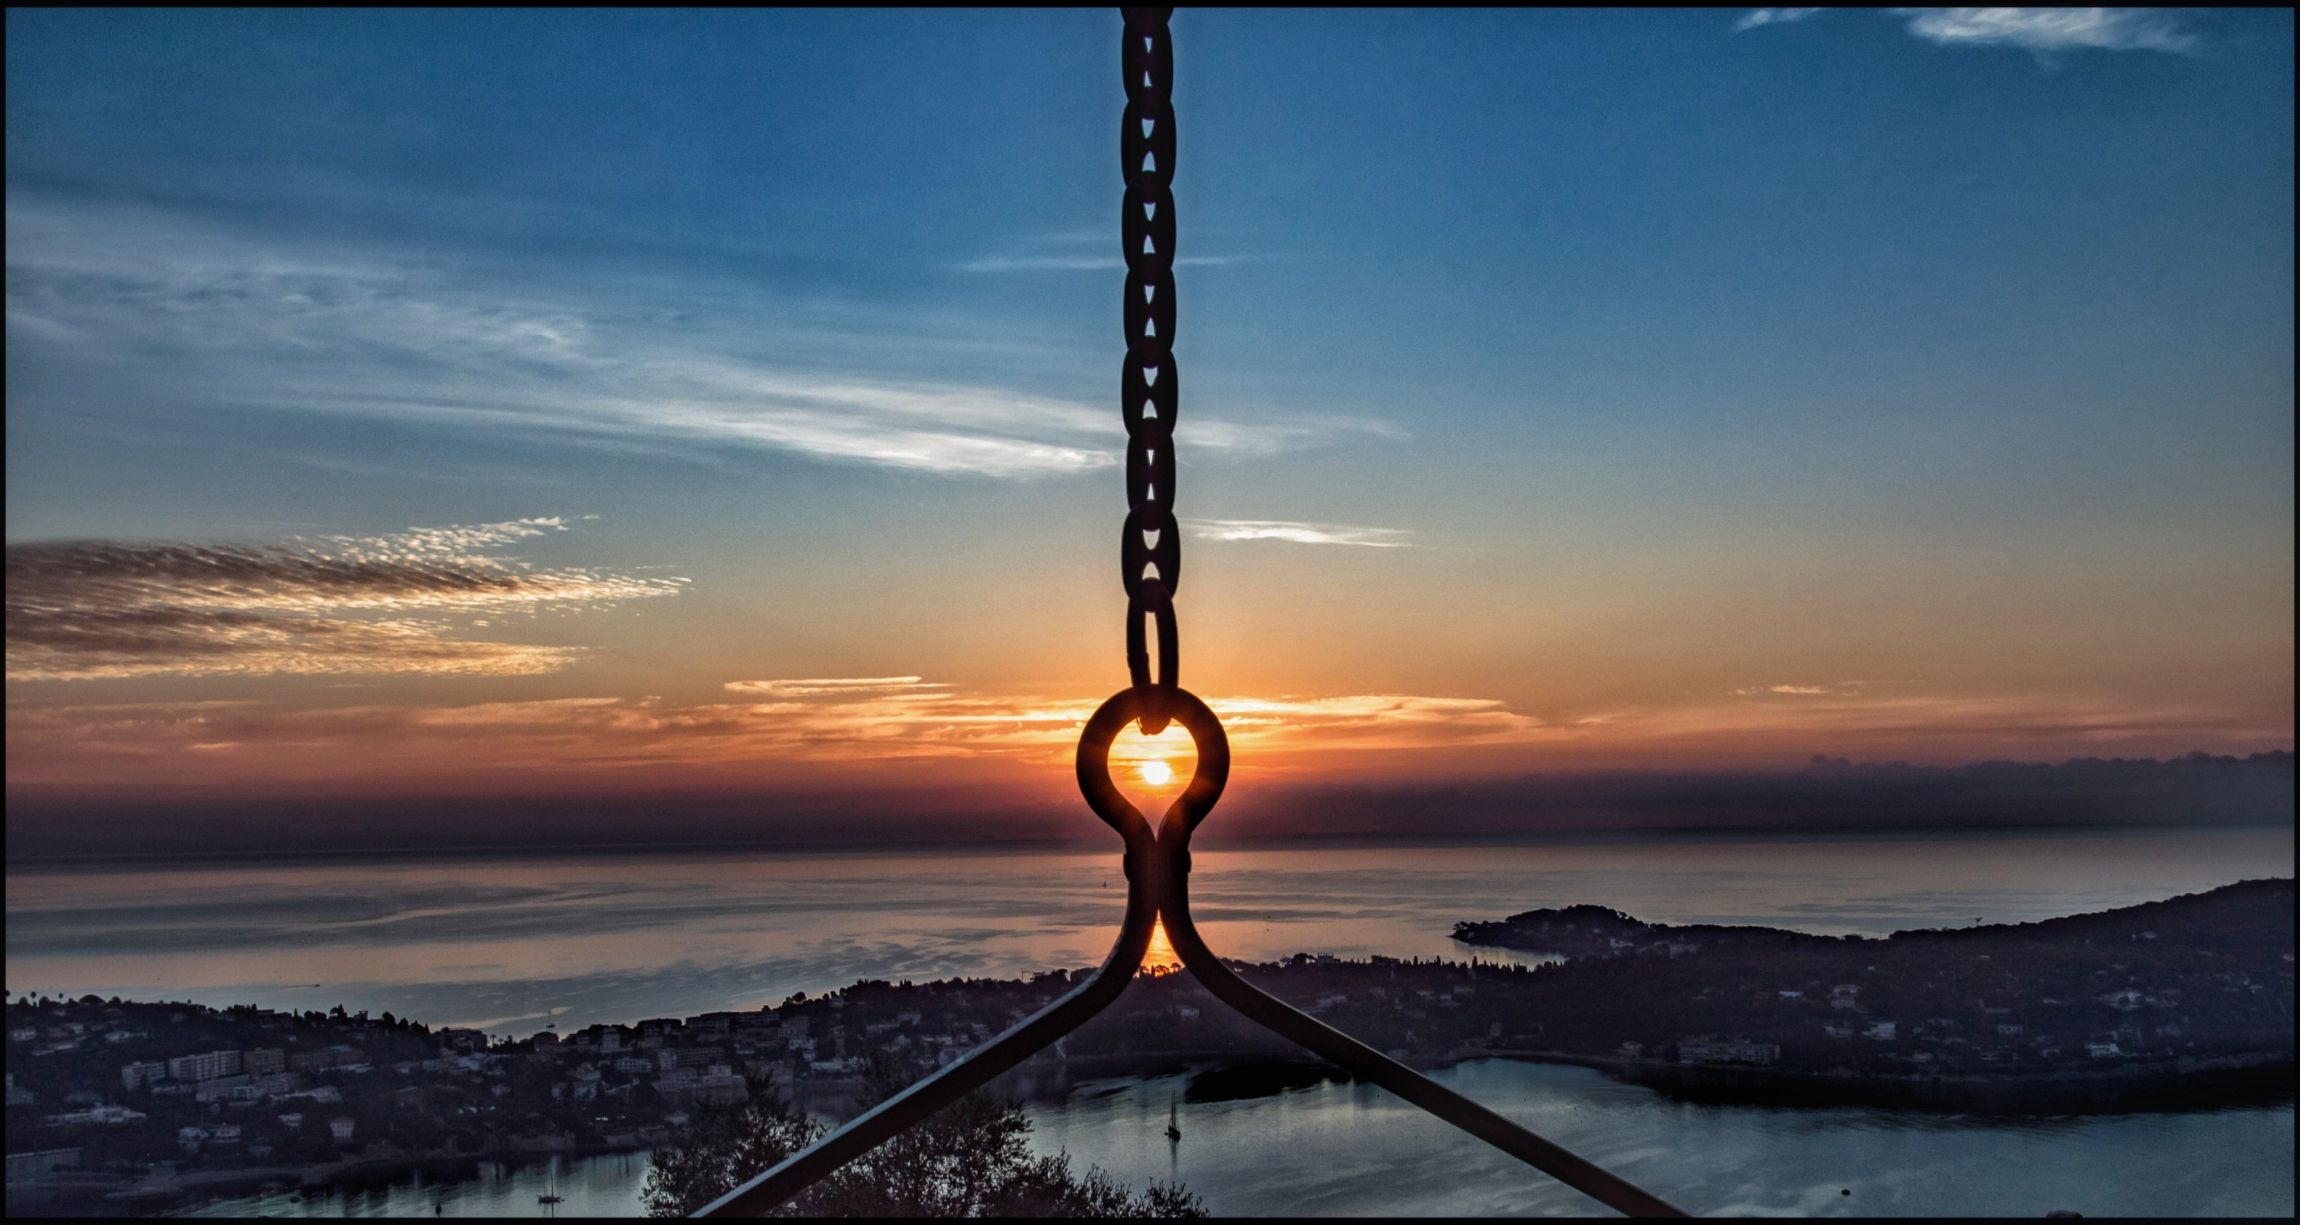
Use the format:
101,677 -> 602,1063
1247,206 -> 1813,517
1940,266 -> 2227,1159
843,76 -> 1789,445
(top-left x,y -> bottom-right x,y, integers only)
1125,580 -> 1179,732
1120,13 -> 1173,103
1123,264 -> 1177,348
1121,179 -> 1176,267
1125,433 -> 1176,514
1075,683 -> 1229,838
1121,97 -> 1177,187
1122,349 -> 1178,436
1120,504 -> 1180,600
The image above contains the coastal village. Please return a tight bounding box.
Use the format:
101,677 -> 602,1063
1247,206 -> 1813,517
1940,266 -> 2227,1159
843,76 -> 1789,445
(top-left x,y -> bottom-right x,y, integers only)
6,879 -> 2291,1212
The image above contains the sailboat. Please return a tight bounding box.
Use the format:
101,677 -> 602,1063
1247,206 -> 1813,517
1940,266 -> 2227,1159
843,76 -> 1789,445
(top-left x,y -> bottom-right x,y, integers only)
1164,1101 -> 1181,1142
537,1158 -> 564,1206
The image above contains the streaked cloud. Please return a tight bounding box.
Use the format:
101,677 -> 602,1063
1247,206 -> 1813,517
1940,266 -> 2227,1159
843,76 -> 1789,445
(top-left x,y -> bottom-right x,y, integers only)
3,681 -> 1557,790
1574,690 -> 2276,755
1734,9 -> 2201,56
724,677 -> 948,697
1891,8 -> 2199,55
5,195 -> 1385,479
9,676 -> 2280,796
1734,683 -> 1836,696
1186,519 -> 1415,548
1734,8 -> 1820,32
1210,693 -> 1546,750
5,519 -> 680,681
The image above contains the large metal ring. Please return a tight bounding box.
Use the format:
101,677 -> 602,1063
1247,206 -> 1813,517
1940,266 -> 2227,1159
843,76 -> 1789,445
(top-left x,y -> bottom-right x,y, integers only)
1074,684 -> 1229,846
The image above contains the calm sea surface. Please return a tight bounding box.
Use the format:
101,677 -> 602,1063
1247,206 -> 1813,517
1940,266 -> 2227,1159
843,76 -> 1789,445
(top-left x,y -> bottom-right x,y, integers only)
10,826 -> 2294,1217
7,827 -> 2289,1035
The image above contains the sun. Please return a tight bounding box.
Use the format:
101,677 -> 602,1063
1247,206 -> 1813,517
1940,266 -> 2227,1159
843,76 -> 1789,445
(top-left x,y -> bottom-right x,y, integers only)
1137,758 -> 1174,786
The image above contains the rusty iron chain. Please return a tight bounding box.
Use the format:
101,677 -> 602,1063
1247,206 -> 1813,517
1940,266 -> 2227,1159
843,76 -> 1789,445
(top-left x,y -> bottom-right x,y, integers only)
1121,6 -> 1180,736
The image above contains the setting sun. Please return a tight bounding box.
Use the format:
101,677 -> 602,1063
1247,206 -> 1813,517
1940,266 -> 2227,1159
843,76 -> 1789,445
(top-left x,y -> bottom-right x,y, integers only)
1138,759 -> 1173,786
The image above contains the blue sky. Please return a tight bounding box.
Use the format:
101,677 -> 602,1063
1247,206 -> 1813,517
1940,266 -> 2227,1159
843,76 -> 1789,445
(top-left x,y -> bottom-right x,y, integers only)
5,9 -> 2292,821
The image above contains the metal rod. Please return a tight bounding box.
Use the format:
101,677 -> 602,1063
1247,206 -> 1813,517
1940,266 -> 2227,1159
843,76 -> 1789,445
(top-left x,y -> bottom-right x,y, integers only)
694,840 -> 1157,1217
1151,828 -> 1690,1218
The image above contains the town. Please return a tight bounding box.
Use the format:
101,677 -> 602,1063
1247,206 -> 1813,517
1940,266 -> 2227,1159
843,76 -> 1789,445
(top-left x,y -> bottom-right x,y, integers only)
6,879 -> 2291,1213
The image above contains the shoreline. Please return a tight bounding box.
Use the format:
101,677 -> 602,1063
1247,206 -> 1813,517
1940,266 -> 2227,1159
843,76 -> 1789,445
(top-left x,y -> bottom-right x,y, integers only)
4,1145 -> 658,1217
1480,1050 -> 2298,1116
1012,1047 -> 2297,1118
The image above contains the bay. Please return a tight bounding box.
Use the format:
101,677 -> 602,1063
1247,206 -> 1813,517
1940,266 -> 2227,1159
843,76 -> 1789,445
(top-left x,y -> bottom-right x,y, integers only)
180,1062 -> 2295,1218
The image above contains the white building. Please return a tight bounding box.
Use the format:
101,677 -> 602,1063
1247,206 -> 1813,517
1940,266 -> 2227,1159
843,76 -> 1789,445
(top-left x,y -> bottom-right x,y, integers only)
167,1049 -> 243,1083
46,1104 -> 146,1126
194,1075 -> 253,1103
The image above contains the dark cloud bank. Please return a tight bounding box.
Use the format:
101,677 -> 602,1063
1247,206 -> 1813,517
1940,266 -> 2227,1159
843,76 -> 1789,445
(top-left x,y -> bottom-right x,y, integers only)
5,752 -> 2288,861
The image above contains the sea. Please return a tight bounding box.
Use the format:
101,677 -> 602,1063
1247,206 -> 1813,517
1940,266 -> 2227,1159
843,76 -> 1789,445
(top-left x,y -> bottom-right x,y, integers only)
8,825 -> 2294,1217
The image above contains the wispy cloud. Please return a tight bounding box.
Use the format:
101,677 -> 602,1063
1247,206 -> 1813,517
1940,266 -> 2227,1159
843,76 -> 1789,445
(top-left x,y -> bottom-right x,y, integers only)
7,196 -> 1375,479
1578,690 -> 2276,754
3,680 -> 1558,790
11,677 -> 2279,794
1734,8 -> 2201,56
1186,519 -> 1415,548
5,519 -> 680,681
1891,8 -> 2199,55
723,677 -> 948,698
1734,8 -> 1820,32
1895,7 -> 2198,54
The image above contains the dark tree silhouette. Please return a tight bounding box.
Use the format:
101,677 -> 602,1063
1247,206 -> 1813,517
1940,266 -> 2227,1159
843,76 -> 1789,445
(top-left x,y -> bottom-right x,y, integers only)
642,1060 -> 1203,1218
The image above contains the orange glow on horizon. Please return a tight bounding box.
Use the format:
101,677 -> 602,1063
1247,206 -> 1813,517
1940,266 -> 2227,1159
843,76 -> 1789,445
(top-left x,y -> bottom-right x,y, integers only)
1142,918 -> 1180,974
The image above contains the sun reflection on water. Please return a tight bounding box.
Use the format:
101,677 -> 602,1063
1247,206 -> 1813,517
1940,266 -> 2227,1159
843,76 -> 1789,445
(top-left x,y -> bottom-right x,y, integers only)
1142,918 -> 1181,974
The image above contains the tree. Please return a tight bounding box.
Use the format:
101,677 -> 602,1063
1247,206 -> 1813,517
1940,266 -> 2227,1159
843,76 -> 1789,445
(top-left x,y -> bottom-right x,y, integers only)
643,1060 -> 1203,1218
642,1094 -> 821,1217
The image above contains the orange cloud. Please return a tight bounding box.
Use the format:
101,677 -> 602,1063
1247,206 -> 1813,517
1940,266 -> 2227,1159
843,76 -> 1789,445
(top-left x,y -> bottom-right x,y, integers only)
6,676 -> 2281,801
1,680 -> 1562,793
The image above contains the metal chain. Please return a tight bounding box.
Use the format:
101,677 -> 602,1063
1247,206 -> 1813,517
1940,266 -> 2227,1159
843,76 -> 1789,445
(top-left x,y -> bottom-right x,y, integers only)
1120,6 -> 1180,735
700,15 -> 1689,1215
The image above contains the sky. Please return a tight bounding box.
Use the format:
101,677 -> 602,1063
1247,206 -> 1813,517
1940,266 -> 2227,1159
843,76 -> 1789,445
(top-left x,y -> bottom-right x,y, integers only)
5,8 -> 2293,848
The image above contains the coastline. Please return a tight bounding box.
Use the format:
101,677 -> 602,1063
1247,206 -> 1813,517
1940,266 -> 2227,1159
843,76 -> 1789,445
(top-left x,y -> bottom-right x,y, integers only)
1011,1047 -> 2298,1118
1478,1050 -> 2298,1115
7,1144 -> 656,1217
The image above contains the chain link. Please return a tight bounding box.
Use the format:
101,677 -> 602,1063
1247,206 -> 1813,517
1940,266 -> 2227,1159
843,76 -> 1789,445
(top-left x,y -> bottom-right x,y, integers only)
1120,7 -> 1179,735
